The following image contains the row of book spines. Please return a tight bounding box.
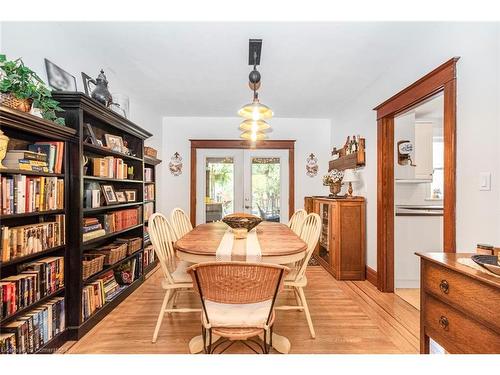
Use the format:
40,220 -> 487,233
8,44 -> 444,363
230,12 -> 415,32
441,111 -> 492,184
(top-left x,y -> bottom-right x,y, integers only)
90,156 -> 129,179
81,271 -> 121,320
0,175 -> 64,215
0,257 -> 64,319
0,297 -> 65,354
95,208 -> 142,233
144,184 -> 155,200
5,142 -> 64,174
144,167 -> 153,182
0,215 -> 65,262
143,245 -> 156,268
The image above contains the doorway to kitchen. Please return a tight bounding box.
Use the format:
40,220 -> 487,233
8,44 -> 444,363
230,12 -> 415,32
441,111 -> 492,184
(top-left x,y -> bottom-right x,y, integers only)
190,140 -> 295,226
374,58 -> 458,293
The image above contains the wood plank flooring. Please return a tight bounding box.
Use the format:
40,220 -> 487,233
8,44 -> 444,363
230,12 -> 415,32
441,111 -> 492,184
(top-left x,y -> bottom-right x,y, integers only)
65,266 -> 419,354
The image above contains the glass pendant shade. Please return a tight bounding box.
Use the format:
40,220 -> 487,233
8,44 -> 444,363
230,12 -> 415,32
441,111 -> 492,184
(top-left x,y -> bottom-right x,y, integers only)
238,100 -> 273,120
239,119 -> 271,132
240,131 -> 268,141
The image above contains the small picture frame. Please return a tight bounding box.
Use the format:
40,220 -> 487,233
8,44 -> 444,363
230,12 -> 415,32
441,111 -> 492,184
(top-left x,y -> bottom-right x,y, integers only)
115,191 -> 127,203
45,59 -> 77,91
101,184 -> 118,205
84,123 -> 98,145
104,134 -> 125,152
124,190 -> 137,202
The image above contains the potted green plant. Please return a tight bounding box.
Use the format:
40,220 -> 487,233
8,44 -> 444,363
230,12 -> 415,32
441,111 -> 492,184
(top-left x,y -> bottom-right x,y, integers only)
0,54 -> 65,125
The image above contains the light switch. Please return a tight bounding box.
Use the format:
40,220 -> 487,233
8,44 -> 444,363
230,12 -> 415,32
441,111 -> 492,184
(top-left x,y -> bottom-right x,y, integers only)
479,172 -> 491,191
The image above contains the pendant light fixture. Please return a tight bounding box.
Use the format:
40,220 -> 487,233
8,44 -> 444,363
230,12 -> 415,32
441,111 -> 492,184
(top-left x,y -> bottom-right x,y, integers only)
238,39 -> 273,141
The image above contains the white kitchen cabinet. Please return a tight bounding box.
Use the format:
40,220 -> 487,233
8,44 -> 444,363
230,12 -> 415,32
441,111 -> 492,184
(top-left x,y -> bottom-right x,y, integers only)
394,112 -> 433,182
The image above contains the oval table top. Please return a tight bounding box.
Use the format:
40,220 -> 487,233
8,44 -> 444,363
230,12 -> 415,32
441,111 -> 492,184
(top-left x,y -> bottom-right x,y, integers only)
174,221 -> 307,264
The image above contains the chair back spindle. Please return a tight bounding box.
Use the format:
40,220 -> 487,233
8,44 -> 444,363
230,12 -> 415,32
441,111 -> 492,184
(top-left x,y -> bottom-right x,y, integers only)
287,209 -> 308,235
149,213 -> 178,285
294,213 -> 321,281
171,208 -> 193,240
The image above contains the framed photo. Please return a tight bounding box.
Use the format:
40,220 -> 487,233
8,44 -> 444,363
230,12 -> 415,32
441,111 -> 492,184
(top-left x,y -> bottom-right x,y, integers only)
45,59 -> 77,91
101,184 -> 118,205
115,191 -> 127,203
105,134 -> 125,152
81,72 -> 93,96
124,190 -> 137,202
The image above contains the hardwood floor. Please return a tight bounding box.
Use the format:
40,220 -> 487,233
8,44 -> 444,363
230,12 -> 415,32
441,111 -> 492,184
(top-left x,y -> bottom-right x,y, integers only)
395,288 -> 420,310
65,266 -> 419,354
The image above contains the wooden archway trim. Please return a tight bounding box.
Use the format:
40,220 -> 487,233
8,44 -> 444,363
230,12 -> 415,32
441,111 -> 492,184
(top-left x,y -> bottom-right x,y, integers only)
189,139 -> 296,226
374,57 -> 459,292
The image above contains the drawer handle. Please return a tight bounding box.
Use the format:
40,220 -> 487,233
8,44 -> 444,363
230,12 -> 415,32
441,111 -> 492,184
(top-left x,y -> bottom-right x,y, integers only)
439,279 -> 449,294
439,316 -> 449,330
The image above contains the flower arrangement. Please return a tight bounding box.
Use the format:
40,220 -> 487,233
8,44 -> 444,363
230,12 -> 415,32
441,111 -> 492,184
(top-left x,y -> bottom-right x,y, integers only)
0,54 -> 65,125
322,169 -> 344,186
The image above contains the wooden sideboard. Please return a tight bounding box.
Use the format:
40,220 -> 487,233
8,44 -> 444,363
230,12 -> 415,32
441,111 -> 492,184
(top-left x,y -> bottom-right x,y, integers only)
304,196 -> 366,280
417,252 -> 500,354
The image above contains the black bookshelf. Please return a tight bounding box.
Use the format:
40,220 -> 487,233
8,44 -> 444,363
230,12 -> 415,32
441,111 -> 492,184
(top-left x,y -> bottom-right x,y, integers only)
0,106 -> 76,354
143,155 -> 161,275
53,92 -> 153,341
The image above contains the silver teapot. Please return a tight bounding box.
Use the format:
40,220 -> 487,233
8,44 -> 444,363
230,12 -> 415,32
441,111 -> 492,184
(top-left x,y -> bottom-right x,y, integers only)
88,70 -> 113,106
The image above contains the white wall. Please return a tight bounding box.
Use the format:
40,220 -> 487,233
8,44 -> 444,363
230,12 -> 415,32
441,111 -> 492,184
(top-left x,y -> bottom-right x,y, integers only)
0,22 -> 163,157
332,23 -> 500,269
158,117 -> 331,217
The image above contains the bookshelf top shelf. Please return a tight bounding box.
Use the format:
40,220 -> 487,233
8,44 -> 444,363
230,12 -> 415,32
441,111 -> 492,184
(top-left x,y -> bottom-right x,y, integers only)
144,155 -> 162,166
83,143 -> 143,162
52,92 -> 152,140
83,176 -> 143,184
0,169 -> 65,178
0,106 -> 77,141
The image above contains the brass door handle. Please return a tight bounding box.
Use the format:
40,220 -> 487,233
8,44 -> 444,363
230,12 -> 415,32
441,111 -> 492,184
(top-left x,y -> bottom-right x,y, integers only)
439,315 -> 449,330
439,279 -> 449,294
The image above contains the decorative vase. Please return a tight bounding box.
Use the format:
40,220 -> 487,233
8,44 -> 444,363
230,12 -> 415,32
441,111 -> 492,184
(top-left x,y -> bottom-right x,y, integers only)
0,92 -> 33,112
0,129 -> 10,169
329,181 -> 342,197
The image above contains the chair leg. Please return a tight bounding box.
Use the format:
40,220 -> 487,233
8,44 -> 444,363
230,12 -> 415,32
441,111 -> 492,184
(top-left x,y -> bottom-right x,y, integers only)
152,289 -> 171,343
171,289 -> 180,308
293,288 -> 302,307
167,290 -> 177,312
297,287 -> 316,339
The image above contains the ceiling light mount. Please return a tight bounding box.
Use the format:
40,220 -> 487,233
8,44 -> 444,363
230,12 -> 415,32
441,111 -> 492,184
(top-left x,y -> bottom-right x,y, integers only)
238,39 -> 273,142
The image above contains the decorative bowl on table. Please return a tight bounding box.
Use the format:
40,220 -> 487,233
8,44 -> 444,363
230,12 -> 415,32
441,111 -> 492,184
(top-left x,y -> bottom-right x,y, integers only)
222,213 -> 262,232
471,254 -> 500,275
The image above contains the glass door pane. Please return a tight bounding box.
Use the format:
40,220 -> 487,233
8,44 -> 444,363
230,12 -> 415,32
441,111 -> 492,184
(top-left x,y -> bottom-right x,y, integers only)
250,157 -> 281,222
205,157 -> 234,222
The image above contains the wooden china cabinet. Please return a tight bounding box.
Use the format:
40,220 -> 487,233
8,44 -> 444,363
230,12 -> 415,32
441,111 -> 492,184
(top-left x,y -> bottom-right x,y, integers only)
305,196 -> 366,280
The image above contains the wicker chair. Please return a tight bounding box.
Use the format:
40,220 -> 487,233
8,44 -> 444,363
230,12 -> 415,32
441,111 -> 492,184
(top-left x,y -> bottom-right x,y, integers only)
149,213 -> 200,343
287,209 -> 307,235
170,207 -> 193,240
276,213 -> 321,338
187,262 -> 289,354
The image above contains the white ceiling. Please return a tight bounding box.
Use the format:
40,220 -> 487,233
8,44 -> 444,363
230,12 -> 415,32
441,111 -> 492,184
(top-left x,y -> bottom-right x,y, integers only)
50,22 -> 442,118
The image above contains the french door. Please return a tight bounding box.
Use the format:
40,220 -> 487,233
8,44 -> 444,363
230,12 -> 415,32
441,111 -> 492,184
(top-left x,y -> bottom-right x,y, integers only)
196,148 -> 289,225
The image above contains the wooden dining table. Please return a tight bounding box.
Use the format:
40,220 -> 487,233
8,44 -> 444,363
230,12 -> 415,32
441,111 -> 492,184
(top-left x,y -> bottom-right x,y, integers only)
174,221 -> 308,354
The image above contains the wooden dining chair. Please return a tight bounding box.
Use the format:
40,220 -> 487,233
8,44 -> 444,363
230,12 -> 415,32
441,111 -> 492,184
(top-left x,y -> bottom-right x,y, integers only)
287,209 -> 307,235
276,213 -> 321,338
187,262 -> 289,354
170,207 -> 193,240
149,213 -> 200,343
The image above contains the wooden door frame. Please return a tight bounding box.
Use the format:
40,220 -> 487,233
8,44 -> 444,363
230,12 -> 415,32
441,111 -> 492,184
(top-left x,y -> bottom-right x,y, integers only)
373,58 -> 459,292
190,139 -> 296,226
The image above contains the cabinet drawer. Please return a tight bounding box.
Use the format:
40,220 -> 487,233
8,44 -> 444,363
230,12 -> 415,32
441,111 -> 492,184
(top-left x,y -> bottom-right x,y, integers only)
422,260 -> 500,333
423,294 -> 500,353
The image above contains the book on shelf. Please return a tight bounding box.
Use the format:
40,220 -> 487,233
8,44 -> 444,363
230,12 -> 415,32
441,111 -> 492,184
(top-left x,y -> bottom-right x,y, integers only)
1,296 -> 65,354
84,189 -> 101,208
31,142 -> 64,174
81,270 -> 125,321
144,202 -> 154,222
2,159 -> 49,173
144,183 -> 155,200
4,150 -> 47,163
0,256 -> 64,320
115,252 -> 143,284
90,156 -> 128,179
144,167 -> 153,182
0,214 -> 65,262
82,229 -> 106,242
143,244 -> 156,269
94,207 -> 142,235
1,175 -> 64,215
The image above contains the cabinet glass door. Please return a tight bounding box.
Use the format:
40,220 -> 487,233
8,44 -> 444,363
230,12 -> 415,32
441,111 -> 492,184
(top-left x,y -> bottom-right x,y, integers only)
318,202 -> 330,263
